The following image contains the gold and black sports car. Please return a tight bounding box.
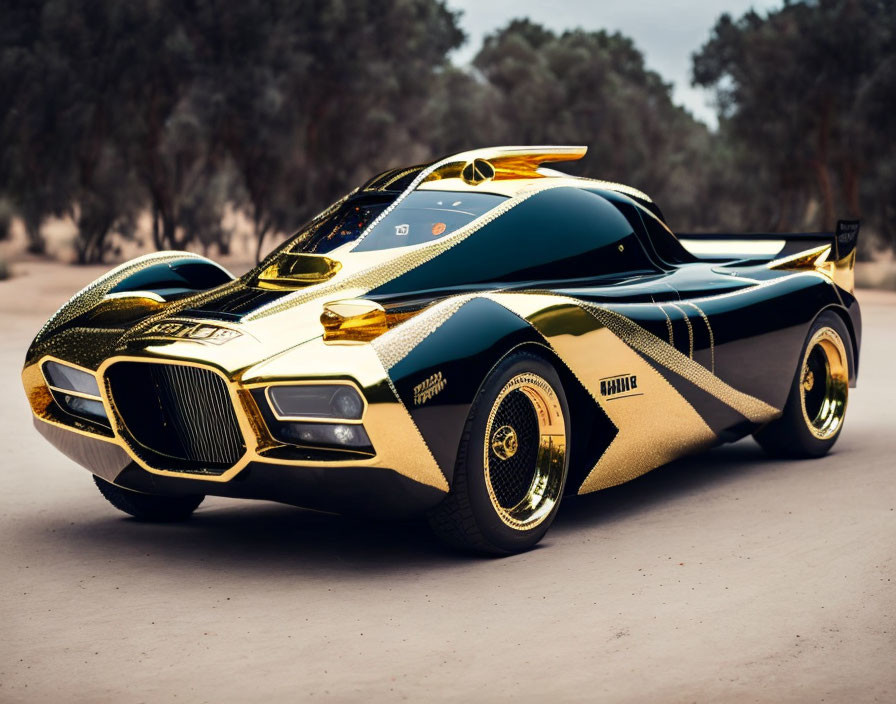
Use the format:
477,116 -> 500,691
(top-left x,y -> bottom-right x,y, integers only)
23,146 -> 861,554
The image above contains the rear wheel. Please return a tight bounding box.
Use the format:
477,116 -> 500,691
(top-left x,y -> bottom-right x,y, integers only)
94,476 -> 204,521
428,351 -> 569,555
754,311 -> 851,458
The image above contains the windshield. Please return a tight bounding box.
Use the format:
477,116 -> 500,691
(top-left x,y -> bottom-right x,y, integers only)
351,191 -> 506,252
288,193 -> 394,255
284,190 -> 507,256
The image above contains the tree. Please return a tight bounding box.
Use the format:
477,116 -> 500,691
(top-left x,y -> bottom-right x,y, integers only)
188,0 -> 466,261
472,20 -> 714,230
693,0 -> 896,243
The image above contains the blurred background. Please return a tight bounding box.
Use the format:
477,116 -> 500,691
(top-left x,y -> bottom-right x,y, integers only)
1,0 -> 894,286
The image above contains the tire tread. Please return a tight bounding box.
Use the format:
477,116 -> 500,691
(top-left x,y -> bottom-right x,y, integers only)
94,476 -> 204,521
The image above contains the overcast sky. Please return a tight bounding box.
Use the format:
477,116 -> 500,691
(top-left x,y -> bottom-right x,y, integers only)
446,0 -> 781,127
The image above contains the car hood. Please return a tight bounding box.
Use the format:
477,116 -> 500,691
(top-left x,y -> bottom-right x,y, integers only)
84,245 -> 433,379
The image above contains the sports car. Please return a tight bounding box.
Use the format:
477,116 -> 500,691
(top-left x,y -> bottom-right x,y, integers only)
23,146 -> 861,554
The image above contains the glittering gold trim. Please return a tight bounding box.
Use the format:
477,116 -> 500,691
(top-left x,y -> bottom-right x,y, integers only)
372,295 -> 476,369
34,251 -> 220,345
668,303 -> 694,359
683,301 -> 715,373
657,303 -> 675,346
379,167 -> 421,190
27,346 -> 449,491
767,244 -> 831,271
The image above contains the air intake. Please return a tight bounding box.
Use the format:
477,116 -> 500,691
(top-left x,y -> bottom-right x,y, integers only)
106,361 -> 245,475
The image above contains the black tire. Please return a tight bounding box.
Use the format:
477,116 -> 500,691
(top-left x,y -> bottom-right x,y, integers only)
93,475 -> 204,521
753,311 -> 852,458
427,351 -> 570,555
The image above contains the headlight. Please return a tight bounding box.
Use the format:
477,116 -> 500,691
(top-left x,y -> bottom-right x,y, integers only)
267,384 -> 364,420
43,361 -> 101,397
252,384 -> 372,453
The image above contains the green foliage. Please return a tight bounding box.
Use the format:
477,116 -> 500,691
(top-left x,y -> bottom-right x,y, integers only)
0,0 -> 894,262
693,0 -> 896,244
0,0 -> 466,262
473,21 -> 715,228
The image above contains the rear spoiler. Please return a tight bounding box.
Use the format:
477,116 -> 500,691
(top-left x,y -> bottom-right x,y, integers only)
678,220 -> 860,292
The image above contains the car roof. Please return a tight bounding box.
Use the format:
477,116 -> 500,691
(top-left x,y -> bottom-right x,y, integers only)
360,146 -> 661,218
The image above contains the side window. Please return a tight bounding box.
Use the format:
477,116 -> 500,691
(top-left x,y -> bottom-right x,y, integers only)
640,210 -> 697,265
595,188 -> 695,266
371,187 -> 659,296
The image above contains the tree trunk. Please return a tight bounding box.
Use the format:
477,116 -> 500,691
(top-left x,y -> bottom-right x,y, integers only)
254,220 -> 270,264
151,207 -> 163,250
75,212 -> 112,264
162,212 -> 177,250
23,212 -> 45,255
811,159 -> 836,231
813,106 -> 836,231
841,161 -> 861,219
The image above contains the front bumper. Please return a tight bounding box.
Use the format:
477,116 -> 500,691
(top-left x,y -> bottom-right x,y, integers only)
33,420 -> 445,516
24,337 -> 449,513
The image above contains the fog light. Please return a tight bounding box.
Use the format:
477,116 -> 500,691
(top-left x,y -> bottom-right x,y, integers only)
61,394 -> 107,421
279,422 -> 371,449
332,424 -> 357,445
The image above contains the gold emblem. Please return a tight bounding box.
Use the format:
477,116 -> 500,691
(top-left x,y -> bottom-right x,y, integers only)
600,373 -> 640,400
413,371 -> 447,406
491,424 -> 519,460
461,158 -> 496,185
142,320 -> 241,344
802,366 -> 815,391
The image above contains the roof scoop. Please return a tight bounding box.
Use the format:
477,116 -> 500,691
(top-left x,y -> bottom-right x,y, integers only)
256,253 -> 342,289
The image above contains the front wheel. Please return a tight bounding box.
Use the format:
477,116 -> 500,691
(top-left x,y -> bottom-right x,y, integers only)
428,351 -> 569,555
94,476 -> 204,521
753,311 -> 852,458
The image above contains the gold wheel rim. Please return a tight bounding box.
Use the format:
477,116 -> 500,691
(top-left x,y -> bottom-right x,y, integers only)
799,326 -> 848,440
483,373 -> 566,531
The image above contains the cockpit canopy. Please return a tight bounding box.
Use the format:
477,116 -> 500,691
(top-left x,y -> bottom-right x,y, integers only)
291,191 -> 507,255
253,146 -> 694,292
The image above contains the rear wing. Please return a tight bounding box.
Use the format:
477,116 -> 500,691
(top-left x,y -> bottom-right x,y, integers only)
678,220 -> 860,292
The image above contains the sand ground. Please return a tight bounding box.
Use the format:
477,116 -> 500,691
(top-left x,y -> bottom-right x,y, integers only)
1,263 -> 894,703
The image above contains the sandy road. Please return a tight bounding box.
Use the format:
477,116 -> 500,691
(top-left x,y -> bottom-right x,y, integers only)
1,263 -> 894,703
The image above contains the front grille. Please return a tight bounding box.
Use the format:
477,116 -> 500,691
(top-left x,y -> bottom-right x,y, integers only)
106,361 -> 245,474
